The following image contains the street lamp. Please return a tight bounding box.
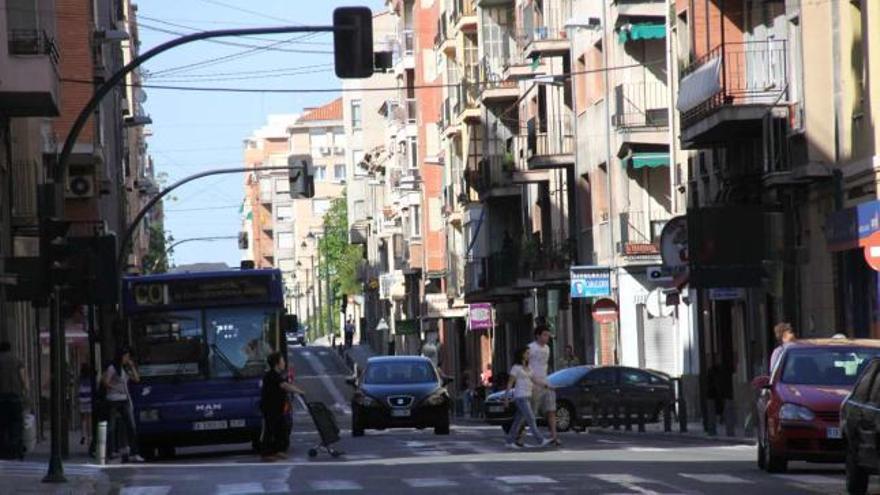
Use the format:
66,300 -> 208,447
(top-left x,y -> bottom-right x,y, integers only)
308,231 -> 335,346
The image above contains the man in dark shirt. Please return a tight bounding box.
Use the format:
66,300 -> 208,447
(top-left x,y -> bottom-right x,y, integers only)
260,352 -> 304,461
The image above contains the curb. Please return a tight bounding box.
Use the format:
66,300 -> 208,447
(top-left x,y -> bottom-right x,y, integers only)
588,428 -> 756,446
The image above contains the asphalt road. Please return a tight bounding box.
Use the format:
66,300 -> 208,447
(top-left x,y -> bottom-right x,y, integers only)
0,345 -> 873,494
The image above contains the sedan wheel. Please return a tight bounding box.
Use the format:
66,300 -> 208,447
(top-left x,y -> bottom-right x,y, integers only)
763,424 -> 787,473
555,404 -> 573,433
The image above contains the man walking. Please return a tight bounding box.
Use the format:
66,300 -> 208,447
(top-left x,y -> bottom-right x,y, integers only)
0,342 -> 28,459
260,352 -> 304,461
344,317 -> 355,349
529,325 -> 560,445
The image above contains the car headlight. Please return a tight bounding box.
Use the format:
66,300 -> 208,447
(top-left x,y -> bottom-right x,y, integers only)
423,391 -> 448,406
139,409 -> 160,422
779,403 -> 815,422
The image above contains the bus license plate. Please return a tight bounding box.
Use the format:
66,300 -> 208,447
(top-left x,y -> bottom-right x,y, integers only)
827,427 -> 842,439
229,419 -> 246,428
193,420 -> 228,431
391,409 -> 411,418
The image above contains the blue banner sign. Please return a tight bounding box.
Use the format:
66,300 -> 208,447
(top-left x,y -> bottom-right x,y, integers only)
570,266 -> 611,298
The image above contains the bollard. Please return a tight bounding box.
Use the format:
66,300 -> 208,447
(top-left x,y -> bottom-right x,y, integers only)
613,405 -> 621,430
676,379 -> 688,433
624,406 -> 632,431
638,408 -> 646,433
96,421 -> 107,465
664,403 -> 673,432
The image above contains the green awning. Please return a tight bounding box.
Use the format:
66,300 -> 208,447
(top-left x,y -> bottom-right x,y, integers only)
627,152 -> 670,169
245,211 -> 253,220
618,23 -> 666,43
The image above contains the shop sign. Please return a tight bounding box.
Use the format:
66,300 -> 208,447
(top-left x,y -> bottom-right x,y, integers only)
623,242 -> 660,256
570,266 -> 611,298
592,298 -> 619,324
709,288 -> 745,300
468,303 -> 494,330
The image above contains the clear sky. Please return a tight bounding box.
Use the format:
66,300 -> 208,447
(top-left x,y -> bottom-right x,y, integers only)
137,0 -> 385,268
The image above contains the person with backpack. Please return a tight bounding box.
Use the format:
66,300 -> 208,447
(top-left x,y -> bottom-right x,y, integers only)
260,352 -> 304,462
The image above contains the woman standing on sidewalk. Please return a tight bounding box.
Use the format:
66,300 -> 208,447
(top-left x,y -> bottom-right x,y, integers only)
503,346 -> 553,448
102,347 -> 143,463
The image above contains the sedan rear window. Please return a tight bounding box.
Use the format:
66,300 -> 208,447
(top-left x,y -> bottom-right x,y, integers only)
364,361 -> 437,384
781,347 -> 880,386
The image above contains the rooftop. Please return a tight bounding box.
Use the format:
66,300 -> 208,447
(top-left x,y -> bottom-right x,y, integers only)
297,97 -> 343,123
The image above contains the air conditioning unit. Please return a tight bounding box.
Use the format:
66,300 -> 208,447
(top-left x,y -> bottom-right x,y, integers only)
320,146 -> 332,155
66,165 -> 96,199
334,146 -> 345,155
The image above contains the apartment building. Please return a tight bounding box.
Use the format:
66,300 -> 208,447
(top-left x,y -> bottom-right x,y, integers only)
344,11 -> 396,350
241,100 -> 346,335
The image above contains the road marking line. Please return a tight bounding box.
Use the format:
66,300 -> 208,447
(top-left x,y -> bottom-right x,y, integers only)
310,480 -> 363,490
412,450 -> 452,456
120,487 -> 172,495
591,474 -> 660,495
496,475 -> 558,484
404,478 -> 460,488
626,447 -> 669,452
214,482 -> 266,494
772,474 -> 840,485
679,473 -> 753,484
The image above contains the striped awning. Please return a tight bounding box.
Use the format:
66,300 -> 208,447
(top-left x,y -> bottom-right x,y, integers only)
618,23 -> 666,43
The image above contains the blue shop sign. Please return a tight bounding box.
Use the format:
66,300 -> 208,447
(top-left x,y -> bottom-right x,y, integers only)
826,199 -> 880,251
570,266 -> 611,298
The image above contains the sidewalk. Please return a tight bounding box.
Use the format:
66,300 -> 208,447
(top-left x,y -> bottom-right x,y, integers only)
1,431 -> 114,494
588,420 -> 756,445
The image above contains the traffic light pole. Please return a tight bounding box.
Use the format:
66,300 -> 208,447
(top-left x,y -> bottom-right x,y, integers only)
47,24 -> 335,484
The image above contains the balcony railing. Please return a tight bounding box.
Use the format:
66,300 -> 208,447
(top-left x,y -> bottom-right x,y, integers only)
471,155 -> 515,193
451,0 -> 476,26
519,132 -> 575,159
520,0 -> 572,49
8,29 -> 59,63
679,40 -> 788,128
618,210 -> 671,257
441,89 -> 461,130
465,251 -> 522,292
479,55 -> 517,93
612,81 -> 670,129
434,12 -> 449,48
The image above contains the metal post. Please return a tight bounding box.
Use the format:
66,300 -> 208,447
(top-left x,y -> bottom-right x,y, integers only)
43,288 -> 65,483
96,421 -> 107,465
324,248 -> 333,347
315,253 -> 323,338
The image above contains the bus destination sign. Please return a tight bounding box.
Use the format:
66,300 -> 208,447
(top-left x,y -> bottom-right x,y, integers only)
132,275 -> 274,308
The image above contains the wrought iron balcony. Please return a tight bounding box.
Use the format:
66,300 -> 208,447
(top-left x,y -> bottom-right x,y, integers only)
612,81 -> 670,129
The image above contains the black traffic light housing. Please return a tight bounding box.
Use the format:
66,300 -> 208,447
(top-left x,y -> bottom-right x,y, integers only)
333,7 -> 374,79
288,154 -> 315,199
39,217 -> 73,288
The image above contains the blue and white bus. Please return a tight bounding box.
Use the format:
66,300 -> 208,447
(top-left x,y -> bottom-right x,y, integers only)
121,268 -> 288,457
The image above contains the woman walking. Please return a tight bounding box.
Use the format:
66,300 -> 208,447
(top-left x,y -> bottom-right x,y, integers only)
102,347 -> 143,463
503,346 -> 553,448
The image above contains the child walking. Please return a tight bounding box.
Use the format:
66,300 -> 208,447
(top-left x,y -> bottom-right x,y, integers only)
503,346 -> 554,448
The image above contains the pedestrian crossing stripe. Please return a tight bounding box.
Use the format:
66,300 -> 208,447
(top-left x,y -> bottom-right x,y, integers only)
496,475 -> 558,484
215,482 -> 267,495
403,478 -> 460,488
310,480 -> 363,491
120,487 -> 172,495
679,473 -> 753,484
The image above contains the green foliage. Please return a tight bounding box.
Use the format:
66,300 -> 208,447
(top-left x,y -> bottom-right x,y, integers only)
141,215 -> 170,274
316,193 -> 363,335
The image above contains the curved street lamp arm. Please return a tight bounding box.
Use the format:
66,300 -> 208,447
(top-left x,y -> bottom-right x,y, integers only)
120,165 -> 294,272
57,25 -> 334,182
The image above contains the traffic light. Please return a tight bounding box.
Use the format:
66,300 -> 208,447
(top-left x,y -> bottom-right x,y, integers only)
288,154 -> 314,199
333,7 -> 374,79
39,217 -> 72,288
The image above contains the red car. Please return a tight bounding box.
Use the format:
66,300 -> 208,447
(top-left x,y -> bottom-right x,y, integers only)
754,338 -> 880,472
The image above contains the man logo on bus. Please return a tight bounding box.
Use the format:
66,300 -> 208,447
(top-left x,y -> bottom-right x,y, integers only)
195,403 -> 222,418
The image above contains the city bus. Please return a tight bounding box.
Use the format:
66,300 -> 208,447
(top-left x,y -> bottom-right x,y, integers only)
120,268 -> 289,458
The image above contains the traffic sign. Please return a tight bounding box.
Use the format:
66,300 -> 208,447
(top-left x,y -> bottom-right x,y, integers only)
592,298 -> 618,324
864,231 -> 880,271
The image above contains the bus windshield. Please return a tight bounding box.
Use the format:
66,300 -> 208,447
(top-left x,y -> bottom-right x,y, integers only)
205,307 -> 277,379
131,307 -> 278,380
133,310 -> 205,379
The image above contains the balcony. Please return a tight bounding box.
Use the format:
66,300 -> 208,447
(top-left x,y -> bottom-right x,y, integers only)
522,235 -> 575,282
0,27 -> 60,116
617,210 -> 671,260
392,29 -> 415,72
465,251 -> 523,294
521,0 -> 572,58
457,78 -> 481,122
517,130 -> 575,169
612,81 -> 670,129
434,12 -> 455,55
612,0 -> 666,18
441,91 -> 462,137
479,55 -> 518,102
451,0 -> 477,33
469,155 -> 520,199
678,40 -> 789,147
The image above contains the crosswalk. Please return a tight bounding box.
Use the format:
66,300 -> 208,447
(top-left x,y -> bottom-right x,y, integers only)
102,472 -> 849,494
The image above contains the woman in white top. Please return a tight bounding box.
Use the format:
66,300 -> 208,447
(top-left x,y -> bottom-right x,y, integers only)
503,346 -> 553,448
